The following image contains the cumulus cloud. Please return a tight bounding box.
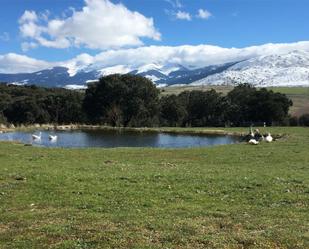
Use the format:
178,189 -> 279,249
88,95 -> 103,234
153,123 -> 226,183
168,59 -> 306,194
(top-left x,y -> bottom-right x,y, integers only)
175,11 -> 191,21
0,53 -> 55,73
18,0 -> 161,50
19,10 -> 38,23
21,42 -> 38,52
197,9 -> 212,20
1,41 -> 309,74
165,0 -> 183,8
167,6 -> 211,21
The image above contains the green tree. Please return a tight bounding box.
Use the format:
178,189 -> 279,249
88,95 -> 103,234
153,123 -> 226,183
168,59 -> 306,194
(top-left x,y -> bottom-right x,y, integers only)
225,83 -> 257,125
178,90 -> 225,127
83,74 -> 159,127
5,98 -> 50,124
0,84 -> 86,125
159,94 -> 187,127
299,114 -> 309,126
226,84 -> 292,126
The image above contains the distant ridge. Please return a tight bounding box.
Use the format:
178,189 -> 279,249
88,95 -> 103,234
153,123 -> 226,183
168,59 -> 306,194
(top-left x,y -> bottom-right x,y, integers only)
1,50 -> 309,88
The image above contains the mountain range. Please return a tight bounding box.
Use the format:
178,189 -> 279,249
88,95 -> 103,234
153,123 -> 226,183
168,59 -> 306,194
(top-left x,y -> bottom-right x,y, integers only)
0,50 -> 309,89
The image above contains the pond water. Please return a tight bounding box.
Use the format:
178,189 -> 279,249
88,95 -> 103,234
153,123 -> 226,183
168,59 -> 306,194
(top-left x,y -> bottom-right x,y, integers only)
0,130 -> 240,148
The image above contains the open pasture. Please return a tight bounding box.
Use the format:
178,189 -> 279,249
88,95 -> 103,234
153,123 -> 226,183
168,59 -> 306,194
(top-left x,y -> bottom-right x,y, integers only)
0,127 -> 308,248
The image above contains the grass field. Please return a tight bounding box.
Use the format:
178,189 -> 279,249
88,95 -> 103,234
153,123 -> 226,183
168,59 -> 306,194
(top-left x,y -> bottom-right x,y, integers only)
161,86 -> 309,116
268,87 -> 309,117
0,127 -> 308,248
161,85 -> 234,96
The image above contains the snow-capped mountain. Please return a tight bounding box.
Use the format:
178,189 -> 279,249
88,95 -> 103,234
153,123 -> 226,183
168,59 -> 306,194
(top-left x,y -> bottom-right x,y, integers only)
0,50 -> 309,88
0,67 -> 100,88
0,62 -> 234,88
191,50 -> 309,87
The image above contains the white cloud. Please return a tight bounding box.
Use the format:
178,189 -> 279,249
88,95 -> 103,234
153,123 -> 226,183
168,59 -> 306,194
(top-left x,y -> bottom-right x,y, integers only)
20,24 -> 37,38
1,41 -> 309,74
19,10 -> 38,23
197,9 -> 212,20
21,42 -> 38,52
165,0 -> 182,8
0,53 -> 55,74
175,11 -> 191,21
0,32 -> 10,42
18,0 -> 161,50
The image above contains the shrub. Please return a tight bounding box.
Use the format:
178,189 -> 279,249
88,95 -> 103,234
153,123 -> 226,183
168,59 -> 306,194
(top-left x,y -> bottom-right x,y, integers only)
299,114 -> 309,126
289,116 -> 299,126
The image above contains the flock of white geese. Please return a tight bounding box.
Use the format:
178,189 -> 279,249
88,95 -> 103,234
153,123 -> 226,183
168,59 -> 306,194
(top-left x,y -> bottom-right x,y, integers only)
246,127 -> 273,145
32,132 -> 57,141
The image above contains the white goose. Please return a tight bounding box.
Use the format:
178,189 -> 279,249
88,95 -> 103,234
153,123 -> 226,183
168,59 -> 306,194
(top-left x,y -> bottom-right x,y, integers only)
48,135 -> 57,141
249,126 -> 254,138
265,133 -> 273,143
248,138 -> 259,145
32,132 -> 42,140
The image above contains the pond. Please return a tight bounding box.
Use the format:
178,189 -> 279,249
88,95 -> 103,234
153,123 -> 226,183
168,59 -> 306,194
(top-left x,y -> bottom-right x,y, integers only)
0,130 -> 240,148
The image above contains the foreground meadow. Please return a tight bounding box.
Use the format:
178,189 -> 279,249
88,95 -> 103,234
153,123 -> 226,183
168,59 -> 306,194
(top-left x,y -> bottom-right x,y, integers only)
0,127 -> 308,248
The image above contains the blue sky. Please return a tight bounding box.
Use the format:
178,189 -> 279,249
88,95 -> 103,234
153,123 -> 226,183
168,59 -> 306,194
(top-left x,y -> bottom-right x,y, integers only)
0,0 -> 309,73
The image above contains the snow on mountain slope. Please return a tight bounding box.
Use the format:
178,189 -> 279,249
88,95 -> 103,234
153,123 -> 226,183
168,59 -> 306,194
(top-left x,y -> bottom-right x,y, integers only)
1,50 -> 309,88
99,65 -> 132,76
136,63 -> 161,74
131,63 -> 183,75
64,84 -> 88,90
191,51 -> 309,86
158,63 -> 187,75
144,75 -> 162,82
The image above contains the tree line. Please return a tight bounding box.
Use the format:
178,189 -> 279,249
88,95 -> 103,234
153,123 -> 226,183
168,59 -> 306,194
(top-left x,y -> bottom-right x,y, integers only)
0,74 -> 305,127
0,84 -> 85,124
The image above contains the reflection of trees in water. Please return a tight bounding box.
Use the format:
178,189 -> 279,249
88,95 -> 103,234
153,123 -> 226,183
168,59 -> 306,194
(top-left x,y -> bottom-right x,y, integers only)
82,130 -> 161,147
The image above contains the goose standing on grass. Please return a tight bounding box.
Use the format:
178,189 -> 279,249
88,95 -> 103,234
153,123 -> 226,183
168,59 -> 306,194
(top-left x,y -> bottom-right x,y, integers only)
254,128 -> 264,141
244,126 -> 255,142
48,134 -> 57,141
250,126 -> 254,137
265,133 -> 273,143
32,132 -> 42,140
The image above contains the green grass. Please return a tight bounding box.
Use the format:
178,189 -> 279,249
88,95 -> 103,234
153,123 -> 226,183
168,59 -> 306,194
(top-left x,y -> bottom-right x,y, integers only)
0,127 -> 308,248
161,85 -> 309,96
267,87 -> 309,117
267,87 -> 309,95
161,85 -> 234,96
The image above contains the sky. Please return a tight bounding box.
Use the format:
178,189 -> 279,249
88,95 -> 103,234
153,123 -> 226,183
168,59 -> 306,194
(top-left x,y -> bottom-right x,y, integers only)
0,0 -> 309,73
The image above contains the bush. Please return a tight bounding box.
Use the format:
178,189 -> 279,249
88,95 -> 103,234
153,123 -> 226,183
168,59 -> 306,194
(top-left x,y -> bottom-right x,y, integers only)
0,113 -> 7,124
299,114 -> 309,126
289,116 -> 299,126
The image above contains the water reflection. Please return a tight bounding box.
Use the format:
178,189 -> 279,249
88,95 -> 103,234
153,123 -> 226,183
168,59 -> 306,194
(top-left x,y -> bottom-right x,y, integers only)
0,130 -> 239,148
